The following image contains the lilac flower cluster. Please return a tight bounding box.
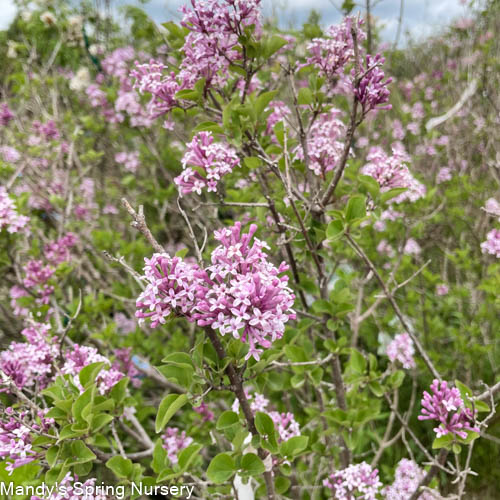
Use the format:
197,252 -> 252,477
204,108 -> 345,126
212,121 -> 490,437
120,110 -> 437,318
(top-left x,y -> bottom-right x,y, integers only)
483,198 -> 500,220
136,222 -> 296,360
131,0 -> 262,124
0,323 -> 125,396
383,458 -> 436,500
130,60 -> 195,125
386,333 -> 416,369
231,390 -> 300,442
0,145 -> 21,163
305,18 -> 365,79
403,238 -> 422,256
436,284 -> 449,296
193,402 -> 215,422
361,147 -> 426,203
353,54 -> 392,115
112,347 -> 142,388
323,462 -> 382,500
86,47 -> 153,127
32,120 -> 60,141
115,151 -> 140,172
174,132 -> 240,195
61,344 -> 124,395
135,254 -> 200,328
44,232 -> 78,265
180,0 -> 262,86
265,100 -> 291,136
480,229 -> 500,258
0,187 -> 30,234
418,379 -> 479,439
0,408 -> 54,474
0,323 -> 57,390
0,102 -> 14,126
295,110 -> 346,177
162,427 -> 193,465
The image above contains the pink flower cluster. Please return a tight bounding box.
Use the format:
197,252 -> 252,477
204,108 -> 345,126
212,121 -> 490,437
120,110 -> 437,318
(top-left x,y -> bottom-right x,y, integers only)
0,187 -> 30,234
44,232 -> 78,265
0,323 -> 125,396
383,458 -> 435,500
436,284 -> 449,296
418,379 -> 479,439
323,462 -> 382,500
0,408 -> 54,474
180,0 -> 262,86
306,18 -> 365,78
32,120 -> 60,141
136,223 -> 296,360
295,110 -> 345,177
130,60 -> 195,124
61,344 -> 124,395
0,323 -> 57,390
87,47 -> 153,127
265,100 -> 290,136
115,151 -> 140,172
193,402 -> 215,422
483,198 -> 500,220
232,391 -> 300,441
361,147 -> 425,203
112,347 -> 141,388
174,132 -> 240,195
0,102 -> 14,126
480,229 -> 500,258
162,427 -> 193,465
353,54 -> 392,115
131,0 -> 262,124
386,333 -> 416,369
1,146 -> 21,163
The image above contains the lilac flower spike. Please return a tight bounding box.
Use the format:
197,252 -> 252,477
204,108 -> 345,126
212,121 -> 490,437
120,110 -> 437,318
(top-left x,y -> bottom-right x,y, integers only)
323,462 -> 382,500
136,222 -> 296,360
418,379 -> 479,439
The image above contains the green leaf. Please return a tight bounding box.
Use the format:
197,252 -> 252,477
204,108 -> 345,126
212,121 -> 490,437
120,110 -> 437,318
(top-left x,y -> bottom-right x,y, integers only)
368,381 -> 384,397
216,411 -> 239,430
275,476 -> 291,494
68,441 -> 96,465
206,453 -> 236,484
297,87 -> 313,106
110,377 -> 129,405
452,443 -> 462,454
244,156 -> 261,169
359,174 -> 380,198
346,195 -> 366,222
387,370 -> 405,389
255,90 -> 278,116
380,187 -> 407,204
177,443 -> 203,470
72,386 -> 95,422
255,412 -> 275,437
279,436 -> 309,458
326,220 -> 345,241
106,456 -> 133,479
474,400 -> 490,412
155,394 -> 188,433
79,362 -> 106,388
432,433 -> 454,449
348,349 -> 366,375
46,446 -> 60,468
264,35 -> 288,58
240,453 -> 265,476
193,121 -> 223,134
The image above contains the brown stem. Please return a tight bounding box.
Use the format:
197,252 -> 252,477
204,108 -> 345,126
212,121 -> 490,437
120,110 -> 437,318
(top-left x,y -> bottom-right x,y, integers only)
121,198 -> 164,254
204,327 -> 275,500
345,234 -> 441,380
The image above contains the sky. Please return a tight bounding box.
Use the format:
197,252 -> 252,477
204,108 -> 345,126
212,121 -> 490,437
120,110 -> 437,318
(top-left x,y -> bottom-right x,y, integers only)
1,0 -> 469,46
